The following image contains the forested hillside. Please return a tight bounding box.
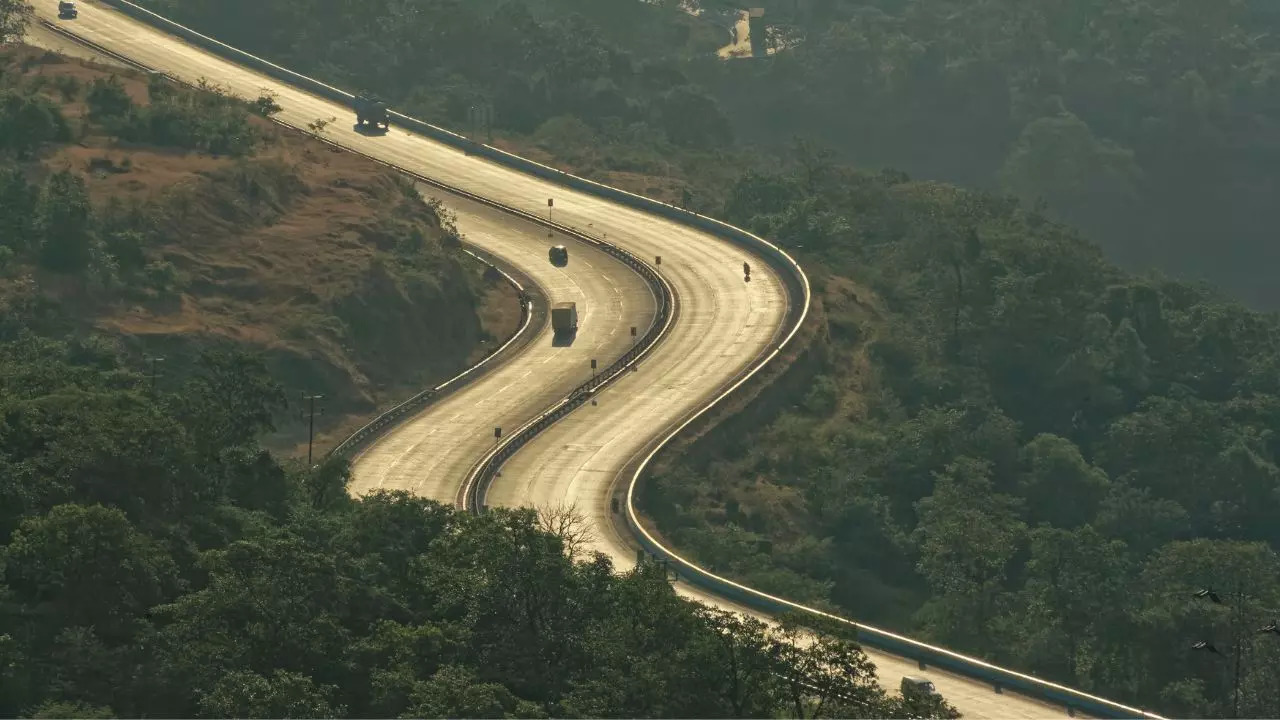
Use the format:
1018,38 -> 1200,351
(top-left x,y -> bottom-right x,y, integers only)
141,0 -> 1280,308
0,41 -> 515,453
10,0 -> 1280,717
0,22 -> 960,720
0,328 -> 955,719
698,0 -> 1280,307
646,154 -> 1280,718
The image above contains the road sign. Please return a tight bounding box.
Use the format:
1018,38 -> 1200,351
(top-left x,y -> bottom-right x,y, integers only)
494,427 -> 502,439
630,326 -> 637,337
548,198 -> 554,207
590,359 -> 597,370
655,255 -> 662,266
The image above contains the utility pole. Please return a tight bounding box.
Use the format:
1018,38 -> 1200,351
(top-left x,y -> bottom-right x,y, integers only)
1191,580 -> 1280,718
144,355 -> 164,395
301,393 -> 324,467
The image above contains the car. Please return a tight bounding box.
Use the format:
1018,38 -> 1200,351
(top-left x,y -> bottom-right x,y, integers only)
900,675 -> 941,700
548,244 -> 568,266
57,1 -> 78,18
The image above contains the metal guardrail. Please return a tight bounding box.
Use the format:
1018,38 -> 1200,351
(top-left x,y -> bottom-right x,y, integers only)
458,243 -> 674,513
326,248 -> 535,460
72,3 -> 1164,717
34,18 -> 545,464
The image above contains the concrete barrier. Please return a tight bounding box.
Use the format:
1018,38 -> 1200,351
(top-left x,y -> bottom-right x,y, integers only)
86,3 -> 1160,717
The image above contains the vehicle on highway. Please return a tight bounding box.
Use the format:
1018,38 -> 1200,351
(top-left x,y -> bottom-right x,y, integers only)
353,94 -> 389,131
548,244 -> 568,266
900,675 -> 941,700
551,302 -> 578,335
57,1 -> 78,19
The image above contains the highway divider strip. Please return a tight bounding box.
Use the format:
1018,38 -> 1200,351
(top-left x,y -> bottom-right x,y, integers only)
34,18 -> 547,464
458,250 -> 674,514
73,4 -> 1163,717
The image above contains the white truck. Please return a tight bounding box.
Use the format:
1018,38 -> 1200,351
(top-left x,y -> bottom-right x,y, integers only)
551,302 -> 578,335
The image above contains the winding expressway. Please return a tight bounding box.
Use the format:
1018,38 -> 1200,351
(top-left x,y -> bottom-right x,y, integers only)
24,3 -> 1153,718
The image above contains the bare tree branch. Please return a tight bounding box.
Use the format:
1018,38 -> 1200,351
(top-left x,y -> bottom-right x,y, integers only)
536,501 -> 597,562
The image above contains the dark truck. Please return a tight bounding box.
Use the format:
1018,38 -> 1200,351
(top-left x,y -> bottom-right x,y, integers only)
58,1 -> 78,18
551,302 -> 578,335
353,95 -> 389,131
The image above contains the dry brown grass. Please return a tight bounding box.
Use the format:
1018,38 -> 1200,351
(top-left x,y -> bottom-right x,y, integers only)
4,45 -> 515,455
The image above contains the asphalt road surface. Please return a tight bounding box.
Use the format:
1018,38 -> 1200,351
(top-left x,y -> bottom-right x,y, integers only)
349,192 -> 658,501
30,4 -> 1107,716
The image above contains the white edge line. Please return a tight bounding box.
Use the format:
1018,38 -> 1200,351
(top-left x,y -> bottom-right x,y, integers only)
60,5 -> 1161,716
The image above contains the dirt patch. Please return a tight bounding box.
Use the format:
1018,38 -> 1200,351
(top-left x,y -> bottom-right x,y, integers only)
2,44 -> 511,457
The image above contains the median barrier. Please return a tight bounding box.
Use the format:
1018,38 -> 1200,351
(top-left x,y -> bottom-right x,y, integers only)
83,3 -> 1158,717
95,0 -> 809,343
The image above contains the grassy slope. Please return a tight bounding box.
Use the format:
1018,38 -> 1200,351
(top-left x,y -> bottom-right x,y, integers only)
0,46 -> 517,455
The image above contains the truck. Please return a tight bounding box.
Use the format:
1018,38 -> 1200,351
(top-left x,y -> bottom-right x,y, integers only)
900,676 -> 941,701
353,95 -> 389,130
548,244 -> 568,267
57,1 -> 78,18
551,302 -> 578,335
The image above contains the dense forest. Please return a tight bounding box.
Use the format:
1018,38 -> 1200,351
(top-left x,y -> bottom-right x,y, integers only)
138,0 -> 1280,308
0,29 -> 957,719
8,0 -> 1280,717
0,331 -> 954,719
647,154 -> 1280,717
698,0 -> 1280,308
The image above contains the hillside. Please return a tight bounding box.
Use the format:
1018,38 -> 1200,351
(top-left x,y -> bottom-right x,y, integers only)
0,34 -> 971,720
136,0 -> 1280,309
0,43 -> 518,454
0,313 -> 955,719
81,1 -> 1280,716
643,157 -> 1280,718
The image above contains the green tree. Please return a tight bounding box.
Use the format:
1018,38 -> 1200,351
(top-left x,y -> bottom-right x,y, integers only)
1017,434 -> 1110,528
768,622 -> 888,719
403,665 -> 522,719
86,77 -> 135,122
176,349 -> 286,456
35,170 -> 95,273
0,165 -> 36,250
0,504 -> 178,643
0,91 -> 69,159
912,457 -> 1026,650
27,700 -> 116,719
1008,525 -> 1131,683
197,669 -> 345,719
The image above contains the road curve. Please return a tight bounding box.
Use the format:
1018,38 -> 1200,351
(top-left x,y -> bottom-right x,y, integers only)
32,4 -> 1131,717
350,192 -> 658,500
